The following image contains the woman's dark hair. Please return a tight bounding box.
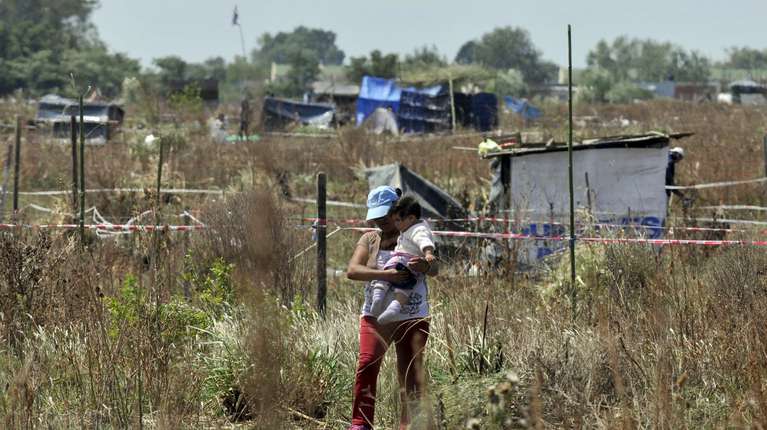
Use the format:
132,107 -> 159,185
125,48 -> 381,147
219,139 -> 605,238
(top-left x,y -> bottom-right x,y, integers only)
392,195 -> 421,219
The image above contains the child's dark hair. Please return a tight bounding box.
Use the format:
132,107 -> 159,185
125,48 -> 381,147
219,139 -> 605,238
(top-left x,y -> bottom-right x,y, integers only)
392,195 -> 421,219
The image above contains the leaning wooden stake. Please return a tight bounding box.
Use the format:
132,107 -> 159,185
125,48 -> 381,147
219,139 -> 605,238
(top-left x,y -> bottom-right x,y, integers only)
316,172 -> 327,316
12,116 -> 21,221
448,75 -> 457,133
0,143 -> 11,223
567,25 -> 577,319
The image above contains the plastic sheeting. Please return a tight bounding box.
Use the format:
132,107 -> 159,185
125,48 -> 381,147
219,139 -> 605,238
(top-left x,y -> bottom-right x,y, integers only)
453,92 -> 498,132
362,107 -> 399,135
397,86 -> 451,133
355,76 -> 445,131
262,97 -> 335,130
503,96 -> 541,120
356,76 -> 404,125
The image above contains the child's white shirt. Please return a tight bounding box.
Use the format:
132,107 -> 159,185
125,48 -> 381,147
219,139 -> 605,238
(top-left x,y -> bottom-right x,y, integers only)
395,220 -> 435,256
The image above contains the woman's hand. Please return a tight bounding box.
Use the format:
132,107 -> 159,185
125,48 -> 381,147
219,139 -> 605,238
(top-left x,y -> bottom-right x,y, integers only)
380,268 -> 411,284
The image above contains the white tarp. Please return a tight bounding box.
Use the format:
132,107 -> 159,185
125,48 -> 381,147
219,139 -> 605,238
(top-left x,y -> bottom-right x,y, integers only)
506,146 -> 669,263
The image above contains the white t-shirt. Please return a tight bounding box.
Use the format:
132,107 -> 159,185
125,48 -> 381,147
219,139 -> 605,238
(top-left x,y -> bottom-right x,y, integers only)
361,249 -> 430,321
395,220 -> 435,256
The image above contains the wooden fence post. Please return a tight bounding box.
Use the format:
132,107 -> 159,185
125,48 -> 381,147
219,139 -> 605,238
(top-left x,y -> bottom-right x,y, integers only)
0,143 -> 11,223
12,116 -> 21,222
763,135 -> 767,204
316,172 -> 327,316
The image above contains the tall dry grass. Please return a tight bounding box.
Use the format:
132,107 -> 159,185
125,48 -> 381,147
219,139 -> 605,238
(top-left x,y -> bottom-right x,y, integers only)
0,100 -> 765,428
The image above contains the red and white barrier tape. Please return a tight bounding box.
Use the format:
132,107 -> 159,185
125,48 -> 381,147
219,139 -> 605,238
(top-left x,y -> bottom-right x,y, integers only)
346,227 -> 767,247
0,224 -> 205,231
300,217 -> 765,235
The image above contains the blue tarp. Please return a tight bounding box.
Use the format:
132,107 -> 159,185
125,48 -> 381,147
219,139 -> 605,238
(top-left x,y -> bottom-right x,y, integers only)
355,76 -> 447,127
397,86 -> 451,133
503,96 -> 541,120
471,93 -> 499,131
356,76 -> 405,125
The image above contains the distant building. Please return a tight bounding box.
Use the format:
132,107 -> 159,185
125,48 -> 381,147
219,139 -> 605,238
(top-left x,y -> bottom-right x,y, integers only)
35,94 -> 124,144
311,80 -> 359,125
639,81 -> 718,102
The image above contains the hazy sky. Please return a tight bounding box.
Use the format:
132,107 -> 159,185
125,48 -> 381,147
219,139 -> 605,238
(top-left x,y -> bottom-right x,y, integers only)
92,0 -> 767,69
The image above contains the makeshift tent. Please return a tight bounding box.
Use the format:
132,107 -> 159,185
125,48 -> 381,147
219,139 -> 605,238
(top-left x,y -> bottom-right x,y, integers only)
453,92 -> 498,132
730,80 -> 767,106
503,96 -> 542,120
356,76 -> 404,125
365,163 -> 466,220
362,107 -> 399,135
355,76 -> 445,131
262,97 -> 335,130
485,133 -> 687,263
397,86 -> 451,133
35,94 -> 124,144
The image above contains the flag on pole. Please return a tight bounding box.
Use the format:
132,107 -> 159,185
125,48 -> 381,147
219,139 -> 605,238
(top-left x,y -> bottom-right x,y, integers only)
232,5 -> 239,26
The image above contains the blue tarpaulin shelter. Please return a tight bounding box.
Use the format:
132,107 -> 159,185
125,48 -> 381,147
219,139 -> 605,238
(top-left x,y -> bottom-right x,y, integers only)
453,92 -> 498,132
397,85 -> 451,133
355,76 -> 447,128
355,76 -> 405,125
503,96 -> 542,120
356,75 -> 500,133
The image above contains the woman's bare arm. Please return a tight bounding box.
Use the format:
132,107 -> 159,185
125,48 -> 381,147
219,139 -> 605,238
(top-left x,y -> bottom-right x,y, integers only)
346,243 -> 409,283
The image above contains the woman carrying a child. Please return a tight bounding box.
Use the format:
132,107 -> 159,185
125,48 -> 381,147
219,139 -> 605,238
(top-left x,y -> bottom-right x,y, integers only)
346,186 -> 438,430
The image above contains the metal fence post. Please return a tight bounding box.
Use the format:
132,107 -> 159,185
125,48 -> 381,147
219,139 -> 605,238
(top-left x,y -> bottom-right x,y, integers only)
71,115 -> 78,212
316,172 -> 327,316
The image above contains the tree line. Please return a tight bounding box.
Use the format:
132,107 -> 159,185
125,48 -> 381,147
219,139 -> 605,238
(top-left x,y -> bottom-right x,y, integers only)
1,0 -> 766,101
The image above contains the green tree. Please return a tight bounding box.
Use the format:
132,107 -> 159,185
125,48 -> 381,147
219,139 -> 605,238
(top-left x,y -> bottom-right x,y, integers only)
252,26 -> 344,66
455,27 -> 557,85
724,47 -> 767,70
347,50 -> 399,83
187,57 -> 228,81
586,37 -> 711,83
455,41 -> 478,65
402,45 -> 447,69
577,68 -> 615,103
492,69 -> 528,96
153,56 -> 188,86
282,49 -> 320,97
0,0 -> 140,96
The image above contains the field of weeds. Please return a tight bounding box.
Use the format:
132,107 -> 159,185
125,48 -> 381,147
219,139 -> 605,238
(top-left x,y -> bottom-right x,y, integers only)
1,100 -> 767,429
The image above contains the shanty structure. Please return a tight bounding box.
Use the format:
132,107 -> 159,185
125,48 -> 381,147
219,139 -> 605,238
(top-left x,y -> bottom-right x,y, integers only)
35,94 -> 124,144
365,163 -> 466,221
484,132 -> 692,263
261,96 -> 335,130
729,80 -> 767,105
356,75 -> 499,134
311,80 -> 359,125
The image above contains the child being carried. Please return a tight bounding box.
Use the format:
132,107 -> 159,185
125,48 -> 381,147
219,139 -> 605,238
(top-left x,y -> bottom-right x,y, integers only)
370,196 -> 436,324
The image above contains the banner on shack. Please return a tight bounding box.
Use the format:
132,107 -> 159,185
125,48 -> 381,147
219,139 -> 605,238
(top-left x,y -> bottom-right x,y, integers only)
487,134 -> 671,264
